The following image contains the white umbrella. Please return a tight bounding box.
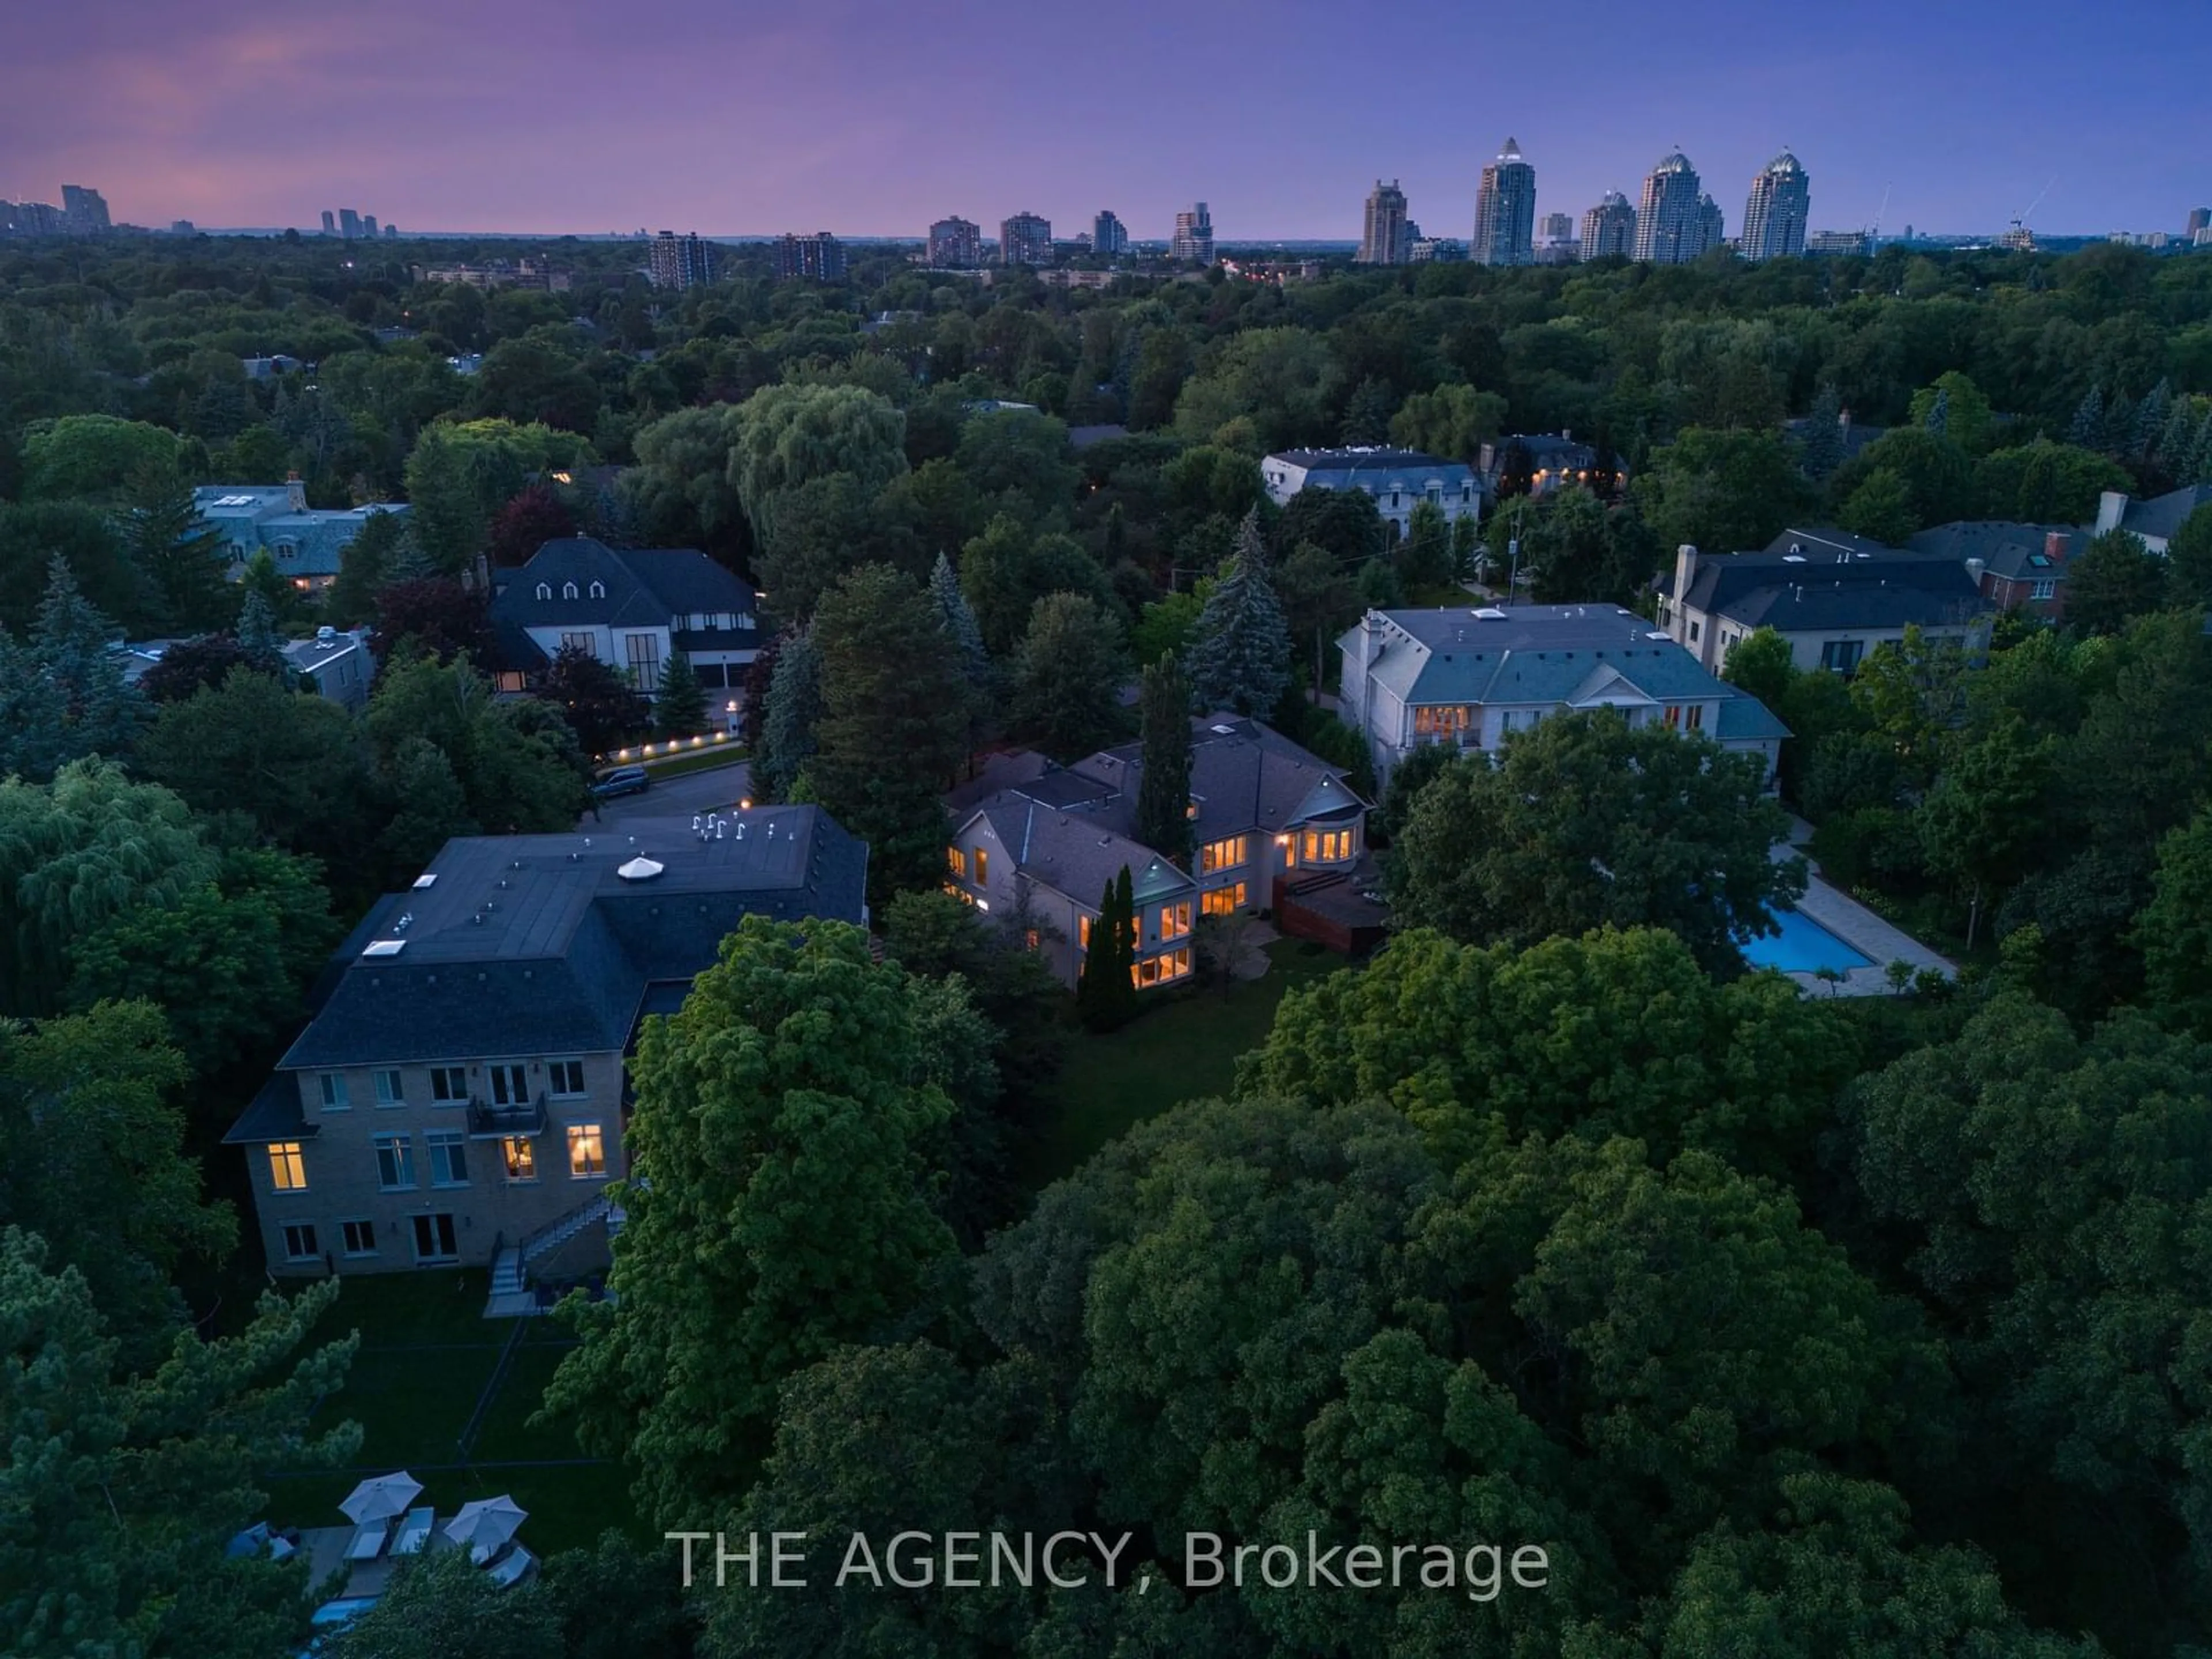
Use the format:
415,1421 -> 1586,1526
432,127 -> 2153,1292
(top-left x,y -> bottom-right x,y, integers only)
445,1495 -> 528,1561
339,1471 -> 423,1525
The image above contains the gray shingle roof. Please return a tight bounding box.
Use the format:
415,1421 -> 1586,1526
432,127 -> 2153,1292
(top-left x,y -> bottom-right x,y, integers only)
2119,484 -> 2212,543
1345,605 -> 1741,709
961,793 -> 1195,912
265,807 -> 866,1072
1908,521 -> 2081,581
490,538 -> 759,636
1668,544 -> 1993,633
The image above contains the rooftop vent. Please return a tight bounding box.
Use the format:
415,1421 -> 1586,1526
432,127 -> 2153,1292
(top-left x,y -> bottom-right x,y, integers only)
1783,554 -> 1808,563
1210,724 -> 1236,735
412,873 -> 437,889
618,855 -> 665,882
1474,607 -> 1508,620
362,939 -> 406,957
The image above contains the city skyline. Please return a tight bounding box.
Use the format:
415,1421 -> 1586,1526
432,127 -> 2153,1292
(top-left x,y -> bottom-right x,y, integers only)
3,0 -> 2206,239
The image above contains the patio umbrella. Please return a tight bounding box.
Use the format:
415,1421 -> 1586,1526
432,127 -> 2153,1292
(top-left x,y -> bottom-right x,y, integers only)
445,1495 -> 528,1559
339,1471 -> 423,1525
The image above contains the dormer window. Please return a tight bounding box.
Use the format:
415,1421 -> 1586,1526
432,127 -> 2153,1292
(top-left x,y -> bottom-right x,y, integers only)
562,581 -> 579,600
536,582 -> 552,600
588,580 -> 605,599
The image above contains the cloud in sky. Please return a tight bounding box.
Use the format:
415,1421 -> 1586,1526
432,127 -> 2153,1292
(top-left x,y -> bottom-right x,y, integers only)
5,0 -> 2206,238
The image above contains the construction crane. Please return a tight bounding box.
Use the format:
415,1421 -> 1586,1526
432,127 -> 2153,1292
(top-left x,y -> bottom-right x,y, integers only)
2002,176 -> 2058,251
1868,183 -> 1892,250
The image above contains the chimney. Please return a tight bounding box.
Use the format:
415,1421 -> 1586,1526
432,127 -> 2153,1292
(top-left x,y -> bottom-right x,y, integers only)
2094,491 -> 2127,535
286,470 -> 306,512
2045,529 -> 2068,561
1672,544 -> 1699,608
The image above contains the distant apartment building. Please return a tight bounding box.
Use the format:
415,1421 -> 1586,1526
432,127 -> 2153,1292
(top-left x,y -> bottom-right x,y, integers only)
927,215 -> 983,267
1170,202 -> 1214,263
2190,207 -> 2211,234
1696,194 -> 1726,255
196,479 -> 410,594
1092,210 -> 1130,257
1408,237 -> 1466,263
647,230 -> 714,290
1740,151 -> 1810,260
415,259 -> 572,292
1539,211 -> 1578,262
1471,138 -> 1537,266
60,184 -> 110,233
773,232 -> 847,281
1358,180 -> 1411,265
1262,447 -> 1480,538
363,215 -> 380,238
1634,153 -> 1707,263
1806,229 -> 1873,256
338,209 -> 363,240
999,211 -> 1053,266
1580,192 -> 1636,260
321,210 -> 337,236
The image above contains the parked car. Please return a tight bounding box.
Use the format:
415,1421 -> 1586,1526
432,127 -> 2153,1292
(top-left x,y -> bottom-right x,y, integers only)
590,765 -> 650,800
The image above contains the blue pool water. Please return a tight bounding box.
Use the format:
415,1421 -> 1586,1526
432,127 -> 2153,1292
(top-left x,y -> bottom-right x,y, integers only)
1741,908 -> 1873,974
312,1599 -> 376,1627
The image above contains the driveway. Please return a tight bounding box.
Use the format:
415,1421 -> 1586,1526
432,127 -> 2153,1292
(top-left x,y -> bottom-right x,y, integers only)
581,759 -> 752,828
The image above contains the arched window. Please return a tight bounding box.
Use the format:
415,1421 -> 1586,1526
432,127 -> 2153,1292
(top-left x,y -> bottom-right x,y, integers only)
562,581 -> 578,600
588,580 -> 605,600
535,582 -> 552,600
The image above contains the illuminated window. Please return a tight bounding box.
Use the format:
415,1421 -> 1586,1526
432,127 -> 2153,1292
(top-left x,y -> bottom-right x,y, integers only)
1303,828 -> 1353,863
1684,704 -> 1705,732
947,847 -> 968,880
568,1123 -> 607,1179
1664,704 -> 1683,729
1412,704 -> 1471,736
941,882 -> 977,906
268,1142 -> 307,1191
1132,948 -> 1193,988
1201,882 -> 1248,916
1184,801 -> 1199,819
975,847 -> 988,885
1199,835 -> 1248,874
1160,901 -> 1192,940
1078,915 -> 1092,950
502,1137 -> 537,1183
1024,928 -> 1041,950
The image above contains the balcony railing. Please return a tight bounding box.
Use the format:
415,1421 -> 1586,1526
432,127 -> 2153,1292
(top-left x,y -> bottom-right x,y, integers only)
467,1093 -> 548,1139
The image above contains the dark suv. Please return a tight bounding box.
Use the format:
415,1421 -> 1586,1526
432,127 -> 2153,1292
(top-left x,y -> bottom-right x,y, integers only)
590,764 -> 650,800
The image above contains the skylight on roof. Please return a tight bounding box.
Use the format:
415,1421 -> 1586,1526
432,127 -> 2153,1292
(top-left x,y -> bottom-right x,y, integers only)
361,939 -> 407,957
1210,724 -> 1236,734
412,873 -> 438,889
1783,554 -> 1807,563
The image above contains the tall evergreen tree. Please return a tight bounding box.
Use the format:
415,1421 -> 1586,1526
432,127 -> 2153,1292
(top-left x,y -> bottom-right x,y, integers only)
810,566 -> 968,900
929,548 -> 994,764
233,587 -> 290,676
1135,654 -> 1194,865
121,461 -> 228,634
28,556 -> 144,772
1077,867 -> 1139,1031
1922,386 -> 1949,437
2154,397 -> 2198,482
1009,593 -> 1124,761
2067,385 -> 2106,451
2133,378 -> 2173,462
1185,509 -> 1291,717
652,652 -> 707,738
752,623 -> 822,802
2101,391 -> 2136,460
1798,385 -> 1846,479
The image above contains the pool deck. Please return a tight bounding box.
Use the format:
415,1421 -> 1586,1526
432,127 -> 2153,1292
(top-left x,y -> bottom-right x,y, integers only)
1771,819 -> 1955,997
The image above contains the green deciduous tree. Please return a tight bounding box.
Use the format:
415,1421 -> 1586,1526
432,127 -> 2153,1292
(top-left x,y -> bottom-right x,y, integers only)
1634,427 -> 1813,556
652,652 -> 707,738
1135,654 -> 1195,864
808,565 -> 967,899
1836,467 -> 1918,546
2064,527 -> 2167,635
539,643 -> 643,759
729,384 -> 908,552
2135,806 -> 2212,1036
1972,440 -> 2132,525
1387,711 -> 1800,976
1185,510 -> 1290,716
957,514 -> 1116,657
366,654 -> 585,846
1275,539 -> 1357,702
20,414 -> 183,505
540,916 -> 956,1531
1010,592 -> 1125,761
1391,382 -> 1508,461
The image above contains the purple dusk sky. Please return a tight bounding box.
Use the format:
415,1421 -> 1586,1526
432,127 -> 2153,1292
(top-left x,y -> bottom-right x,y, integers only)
4,0 -> 2206,240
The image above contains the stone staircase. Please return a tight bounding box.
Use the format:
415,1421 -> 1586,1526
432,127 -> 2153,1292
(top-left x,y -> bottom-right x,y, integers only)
484,1191 -> 624,1316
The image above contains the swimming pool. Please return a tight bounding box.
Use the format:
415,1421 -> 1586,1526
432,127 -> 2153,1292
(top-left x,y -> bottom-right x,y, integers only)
1741,907 -> 1873,975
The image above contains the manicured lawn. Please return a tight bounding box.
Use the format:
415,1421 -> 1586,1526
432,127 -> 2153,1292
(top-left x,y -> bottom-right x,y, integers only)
1017,937 -> 1348,1190
260,1270 -> 638,1556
